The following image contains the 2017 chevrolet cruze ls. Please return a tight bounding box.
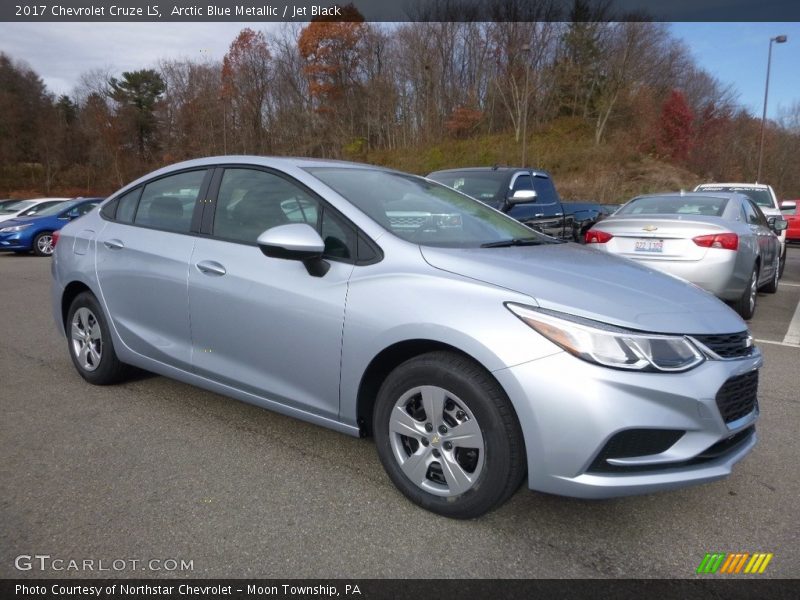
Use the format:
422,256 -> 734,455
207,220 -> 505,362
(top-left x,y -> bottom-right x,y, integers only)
52,157 -> 761,518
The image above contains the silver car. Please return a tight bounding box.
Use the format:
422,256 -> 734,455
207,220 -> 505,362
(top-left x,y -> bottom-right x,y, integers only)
52,158 -> 761,518
585,193 -> 786,320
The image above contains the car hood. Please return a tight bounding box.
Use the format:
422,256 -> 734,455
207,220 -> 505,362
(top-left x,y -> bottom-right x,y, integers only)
0,216 -> 41,227
419,243 -> 746,334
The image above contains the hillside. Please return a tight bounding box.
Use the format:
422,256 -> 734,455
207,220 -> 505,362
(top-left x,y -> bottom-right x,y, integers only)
368,120 -> 703,204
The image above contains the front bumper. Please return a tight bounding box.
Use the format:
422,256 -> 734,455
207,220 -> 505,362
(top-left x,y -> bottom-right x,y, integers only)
0,232 -> 33,251
493,348 -> 761,498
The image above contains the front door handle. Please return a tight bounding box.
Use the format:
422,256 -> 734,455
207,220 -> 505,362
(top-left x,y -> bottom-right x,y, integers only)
196,260 -> 227,276
103,239 -> 124,250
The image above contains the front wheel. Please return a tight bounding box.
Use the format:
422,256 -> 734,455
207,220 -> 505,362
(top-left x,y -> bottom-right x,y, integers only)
763,259 -> 779,294
373,351 -> 526,519
33,231 -> 55,256
733,266 -> 758,320
66,292 -> 130,385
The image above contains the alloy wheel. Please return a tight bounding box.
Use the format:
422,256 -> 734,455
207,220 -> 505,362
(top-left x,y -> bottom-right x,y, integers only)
388,385 -> 485,497
37,234 -> 54,255
748,270 -> 758,314
70,307 -> 103,371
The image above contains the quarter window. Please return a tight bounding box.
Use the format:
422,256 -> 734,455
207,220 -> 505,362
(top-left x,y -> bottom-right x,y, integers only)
134,170 -> 205,233
116,188 -> 142,223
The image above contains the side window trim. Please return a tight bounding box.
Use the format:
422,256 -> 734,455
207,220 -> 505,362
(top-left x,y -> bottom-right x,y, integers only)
99,168 -> 211,235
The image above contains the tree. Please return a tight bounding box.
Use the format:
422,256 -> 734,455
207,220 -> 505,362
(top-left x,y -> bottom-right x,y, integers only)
298,3 -> 368,155
656,90 -> 694,162
108,69 -> 166,159
222,28 -> 273,153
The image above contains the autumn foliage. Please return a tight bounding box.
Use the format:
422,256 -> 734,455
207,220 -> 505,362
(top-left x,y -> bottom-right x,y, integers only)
657,90 -> 694,162
2,20 -> 800,199
298,4 -> 365,112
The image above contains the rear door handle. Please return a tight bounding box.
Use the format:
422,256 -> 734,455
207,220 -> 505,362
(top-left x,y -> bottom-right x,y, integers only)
103,239 -> 124,250
196,260 -> 227,276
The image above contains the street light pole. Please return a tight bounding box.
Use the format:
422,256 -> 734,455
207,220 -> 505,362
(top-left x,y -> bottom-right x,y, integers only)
756,34 -> 787,183
520,44 -> 530,167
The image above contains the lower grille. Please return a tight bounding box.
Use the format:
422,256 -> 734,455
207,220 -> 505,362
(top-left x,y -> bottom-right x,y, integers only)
716,370 -> 759,424
588,429 -> 685,473
587,427 -> 756,474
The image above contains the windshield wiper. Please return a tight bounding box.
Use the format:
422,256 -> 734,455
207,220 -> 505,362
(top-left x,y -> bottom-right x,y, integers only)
480,238 -> 544,248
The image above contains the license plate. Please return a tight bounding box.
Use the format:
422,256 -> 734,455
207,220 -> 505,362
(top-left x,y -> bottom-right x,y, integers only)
634,239 -> 663,253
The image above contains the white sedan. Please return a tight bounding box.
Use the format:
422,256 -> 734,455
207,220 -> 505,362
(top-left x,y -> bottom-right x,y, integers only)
0,198 -> 70,224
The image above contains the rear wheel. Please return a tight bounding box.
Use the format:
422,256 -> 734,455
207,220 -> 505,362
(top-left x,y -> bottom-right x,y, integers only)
66,292 -> 129,385
32,231 -> 55,256
373,351 -> 526,519
734,265 -> 758,320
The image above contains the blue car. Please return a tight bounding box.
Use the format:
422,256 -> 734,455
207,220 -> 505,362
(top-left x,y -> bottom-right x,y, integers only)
0,198 -> 103,256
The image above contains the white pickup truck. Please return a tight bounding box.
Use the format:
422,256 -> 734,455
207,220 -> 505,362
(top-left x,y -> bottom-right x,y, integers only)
694,182 -> 788,278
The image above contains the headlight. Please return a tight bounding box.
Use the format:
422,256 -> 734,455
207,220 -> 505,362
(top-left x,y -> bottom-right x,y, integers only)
0,223 -> 33,233
506,303 -> 705,372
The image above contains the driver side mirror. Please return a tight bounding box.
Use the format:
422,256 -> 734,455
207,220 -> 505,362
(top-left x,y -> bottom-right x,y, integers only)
507,189 -> 537,205
257,223 -> 330,277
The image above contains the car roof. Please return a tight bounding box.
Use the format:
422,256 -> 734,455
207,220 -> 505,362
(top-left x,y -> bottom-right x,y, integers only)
429,166 -> 551,176
695,182 -> 770,190
632,192 -> 746,201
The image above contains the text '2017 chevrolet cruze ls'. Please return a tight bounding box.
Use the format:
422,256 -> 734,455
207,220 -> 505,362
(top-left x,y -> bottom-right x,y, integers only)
52,157 -> 761,518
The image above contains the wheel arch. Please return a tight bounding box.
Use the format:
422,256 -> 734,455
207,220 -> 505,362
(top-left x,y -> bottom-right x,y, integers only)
355,339 -> 522,440
60,281 -> 93,334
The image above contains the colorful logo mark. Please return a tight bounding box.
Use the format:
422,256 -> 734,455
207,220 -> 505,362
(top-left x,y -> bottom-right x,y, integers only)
696,552 -> 773,574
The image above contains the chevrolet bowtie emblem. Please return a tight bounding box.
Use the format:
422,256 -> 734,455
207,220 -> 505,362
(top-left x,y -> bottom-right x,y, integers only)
643,225 -> 658,232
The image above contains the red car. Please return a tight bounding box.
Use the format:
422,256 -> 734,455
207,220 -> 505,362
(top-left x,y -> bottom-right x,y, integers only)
782,200 -> 800,242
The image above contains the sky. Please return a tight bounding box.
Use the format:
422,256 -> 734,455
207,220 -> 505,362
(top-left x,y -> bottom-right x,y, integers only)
0,21 -> 798,121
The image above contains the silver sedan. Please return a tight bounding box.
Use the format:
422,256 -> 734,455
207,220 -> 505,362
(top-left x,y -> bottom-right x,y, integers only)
52,160 -> 762,518
585,192 -> 786,319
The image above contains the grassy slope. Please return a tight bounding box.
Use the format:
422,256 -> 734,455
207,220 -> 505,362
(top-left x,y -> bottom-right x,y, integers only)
367,118 -> 703,204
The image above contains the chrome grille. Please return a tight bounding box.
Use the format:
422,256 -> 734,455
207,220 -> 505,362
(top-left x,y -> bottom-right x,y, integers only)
691,331 -> 755,359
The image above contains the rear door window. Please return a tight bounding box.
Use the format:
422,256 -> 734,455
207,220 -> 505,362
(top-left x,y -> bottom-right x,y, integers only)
134,170 -> 205,233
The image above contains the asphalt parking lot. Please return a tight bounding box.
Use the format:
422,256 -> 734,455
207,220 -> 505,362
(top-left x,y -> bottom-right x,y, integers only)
1,248 -> 799,579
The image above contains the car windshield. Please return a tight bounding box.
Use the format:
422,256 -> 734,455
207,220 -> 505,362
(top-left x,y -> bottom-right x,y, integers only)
34,200 -> 81,217
306,167 -> 550,248
616,196 -> 729,217
1,200 -> 36,214
698,186 -> 773,208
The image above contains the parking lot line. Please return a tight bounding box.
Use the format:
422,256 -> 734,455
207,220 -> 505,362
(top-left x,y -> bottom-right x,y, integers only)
783,295 -> 800,346
755,338 -> 800,348
779,282 -> 800,288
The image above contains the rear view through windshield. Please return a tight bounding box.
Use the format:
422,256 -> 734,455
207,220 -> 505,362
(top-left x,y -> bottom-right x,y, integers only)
698,186 -> 773,208
306,167 -> 550,248
617,196 -> 729,217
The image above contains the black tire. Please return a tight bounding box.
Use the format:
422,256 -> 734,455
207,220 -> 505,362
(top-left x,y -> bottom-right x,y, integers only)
66,291 -> 129,385
734,265 -> 758,320
778,247 -> 786,279
32,231 -> 55,256
762,259 -> 779,294
373,351 -> 526,519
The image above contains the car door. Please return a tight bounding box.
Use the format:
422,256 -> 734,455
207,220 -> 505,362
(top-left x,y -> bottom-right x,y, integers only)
95,169 -> 209,370
743,199 -> 777,282
187,167 -> 356,419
